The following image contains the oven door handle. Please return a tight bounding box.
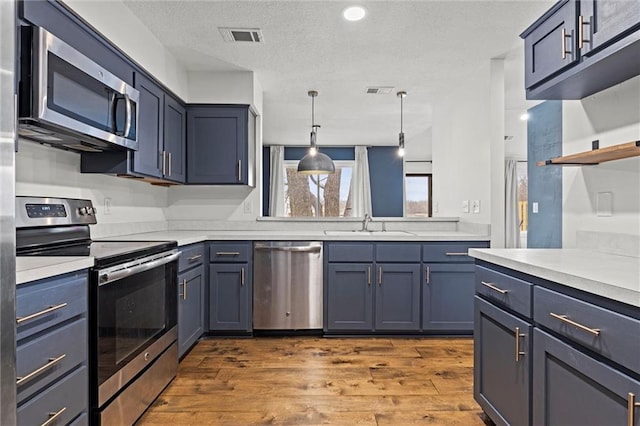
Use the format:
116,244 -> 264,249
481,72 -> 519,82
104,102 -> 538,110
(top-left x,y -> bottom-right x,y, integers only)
98,250 -> 181,286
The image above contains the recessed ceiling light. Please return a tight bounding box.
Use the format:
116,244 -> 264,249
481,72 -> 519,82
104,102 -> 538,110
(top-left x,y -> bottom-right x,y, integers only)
343,6 -> 366,21
520,113 -> 530,121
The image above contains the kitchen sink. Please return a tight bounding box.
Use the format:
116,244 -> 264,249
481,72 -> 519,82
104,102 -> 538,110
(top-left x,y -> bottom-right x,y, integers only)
323,230 -> 416,237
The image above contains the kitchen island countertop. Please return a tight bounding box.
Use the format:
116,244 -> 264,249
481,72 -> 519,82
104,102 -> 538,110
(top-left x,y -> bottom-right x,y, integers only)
469,248 -> 640,308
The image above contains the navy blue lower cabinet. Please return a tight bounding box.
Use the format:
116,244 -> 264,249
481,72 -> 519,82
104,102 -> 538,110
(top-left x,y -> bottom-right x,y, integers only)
178,265 -> 204,357
208,263 -> 252,332
474,296 -> 531,426
375,263 -> 420,331
423,263 -> 476,332
533,328 -> 640,426
326,263 -> 373,331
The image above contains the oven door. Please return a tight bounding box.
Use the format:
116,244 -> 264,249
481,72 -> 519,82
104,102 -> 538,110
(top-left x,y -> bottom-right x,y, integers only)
95,250 -> 179,407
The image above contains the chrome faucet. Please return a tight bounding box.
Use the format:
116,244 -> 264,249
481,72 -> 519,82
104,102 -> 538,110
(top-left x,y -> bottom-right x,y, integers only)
361,213 -> 372,231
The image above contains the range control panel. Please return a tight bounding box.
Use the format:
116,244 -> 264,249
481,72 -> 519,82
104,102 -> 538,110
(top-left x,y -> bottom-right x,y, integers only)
16,196 -> 97,228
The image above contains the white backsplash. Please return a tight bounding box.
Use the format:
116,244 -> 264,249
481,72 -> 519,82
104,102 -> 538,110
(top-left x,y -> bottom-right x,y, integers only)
576,231 -> 640,258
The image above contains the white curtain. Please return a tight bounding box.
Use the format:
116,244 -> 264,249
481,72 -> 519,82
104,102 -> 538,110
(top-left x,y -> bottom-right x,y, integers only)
269,146 -> 285,216
350,146 -> 372,217
505,159 -> 521,248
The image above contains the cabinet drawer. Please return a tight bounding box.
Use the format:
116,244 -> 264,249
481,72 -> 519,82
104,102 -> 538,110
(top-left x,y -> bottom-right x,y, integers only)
326,243 -> 374,263
17,366 -> 87,426
17,318 -> 87,404
423,241 -> 489,263
376,243 -> 421,262
209,242 -> 250,263
475,266 -> 533,318
16,272 -> 87,341
179,243 -> 205,272
534,286 -> 640,373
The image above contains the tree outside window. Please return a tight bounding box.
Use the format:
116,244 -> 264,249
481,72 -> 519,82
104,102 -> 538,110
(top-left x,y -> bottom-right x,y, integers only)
405,174 -> 432,217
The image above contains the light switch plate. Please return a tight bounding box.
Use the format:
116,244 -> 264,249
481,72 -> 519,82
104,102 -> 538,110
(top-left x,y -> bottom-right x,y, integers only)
462,200 -> 470,213
104,197 -> 112,215
472,200 -> 480,214
532,202 -> 539,213
597,192 -> 613,216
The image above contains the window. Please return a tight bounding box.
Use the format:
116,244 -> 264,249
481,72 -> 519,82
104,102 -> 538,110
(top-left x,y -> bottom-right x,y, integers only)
405,174 -> 432,217
282,160 -> 354,217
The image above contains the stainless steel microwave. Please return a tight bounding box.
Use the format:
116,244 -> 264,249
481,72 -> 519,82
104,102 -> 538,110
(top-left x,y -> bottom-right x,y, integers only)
18,26 -> 139,152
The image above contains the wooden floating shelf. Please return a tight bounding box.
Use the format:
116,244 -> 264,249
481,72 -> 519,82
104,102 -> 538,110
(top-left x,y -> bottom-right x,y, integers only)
537,140 -> 640,166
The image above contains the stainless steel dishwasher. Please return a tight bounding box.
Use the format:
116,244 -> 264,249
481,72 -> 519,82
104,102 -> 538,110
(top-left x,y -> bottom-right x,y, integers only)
253,241 -> 323,330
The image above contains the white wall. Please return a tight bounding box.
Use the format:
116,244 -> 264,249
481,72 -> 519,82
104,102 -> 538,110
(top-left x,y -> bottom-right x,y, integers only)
63,0 -> 188,99
562,76 -> 640,248
15,141 -> 168,237
432,61 -> 493,226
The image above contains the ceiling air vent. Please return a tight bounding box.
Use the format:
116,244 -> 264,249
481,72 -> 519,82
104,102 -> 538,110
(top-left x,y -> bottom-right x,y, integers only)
219,27 -> 264,43
365,86 -> 394,94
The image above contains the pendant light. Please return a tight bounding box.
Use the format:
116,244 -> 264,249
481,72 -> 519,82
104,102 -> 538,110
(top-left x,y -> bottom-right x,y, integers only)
297,90 -> 335,174
397,91 -> 407,157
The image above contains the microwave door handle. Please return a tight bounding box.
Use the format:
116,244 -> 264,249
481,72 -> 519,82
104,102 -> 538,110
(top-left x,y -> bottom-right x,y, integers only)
111,93 -> 122,136
123,92 -> 132,138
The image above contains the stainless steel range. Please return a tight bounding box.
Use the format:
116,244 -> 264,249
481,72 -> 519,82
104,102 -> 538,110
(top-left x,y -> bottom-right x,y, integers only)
16,196 -> 179,425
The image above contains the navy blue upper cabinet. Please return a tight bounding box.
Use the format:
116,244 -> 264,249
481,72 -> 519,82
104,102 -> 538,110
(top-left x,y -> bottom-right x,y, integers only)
134,73 -> 164,179
521,0 -> 640,99
164,96 -> 187,183
187,105 -> 255,186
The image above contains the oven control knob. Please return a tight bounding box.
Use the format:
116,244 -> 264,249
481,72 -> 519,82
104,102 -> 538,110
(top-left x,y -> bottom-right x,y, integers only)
100,274 -> 109,283
86,207 -> 95,215
79,207 -> 88,216
144,352 -> 150,361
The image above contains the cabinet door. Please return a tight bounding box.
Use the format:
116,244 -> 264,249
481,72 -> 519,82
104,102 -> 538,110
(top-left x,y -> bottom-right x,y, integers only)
581,0 -> 640,55
187,106 -> 248,184
177,266 -> 204,357
208,263 -> 251,331
423,263 -> 475,332
326,263 -> 373,331
474,297 -> 531,426
533,328 -> 640,426
163,96 -> 186,183
133,73 -> 163,178
524,0 -> 579,88
375,263 -> 420,331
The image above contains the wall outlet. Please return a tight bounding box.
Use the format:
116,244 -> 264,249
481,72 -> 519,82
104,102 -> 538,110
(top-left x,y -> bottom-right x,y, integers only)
243,199 -> 252,214
472,200 -> 480,214
104,197 -> 112,215
462,200 -> 470,213
597,192 -> 613,216
532,202 -> 539,214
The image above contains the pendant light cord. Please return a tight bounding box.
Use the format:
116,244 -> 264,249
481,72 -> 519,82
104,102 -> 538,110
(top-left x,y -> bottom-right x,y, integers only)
400,94 -> 403,133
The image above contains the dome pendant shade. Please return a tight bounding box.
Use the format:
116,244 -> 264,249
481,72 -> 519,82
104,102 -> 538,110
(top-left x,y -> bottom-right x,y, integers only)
297,151 -> 336,174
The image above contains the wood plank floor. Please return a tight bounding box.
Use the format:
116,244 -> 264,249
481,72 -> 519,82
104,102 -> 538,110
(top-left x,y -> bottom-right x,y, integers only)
137,337 -> 490,425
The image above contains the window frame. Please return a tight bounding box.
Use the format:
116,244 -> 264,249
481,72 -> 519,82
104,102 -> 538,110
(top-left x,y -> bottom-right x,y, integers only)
404,173 -> 433,218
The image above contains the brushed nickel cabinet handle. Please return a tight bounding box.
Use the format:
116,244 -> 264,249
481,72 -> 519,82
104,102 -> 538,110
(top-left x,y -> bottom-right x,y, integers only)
579,15 -> 591,49
629,393 -> 640,426
562,28 -> 572,59
514,327 -> 525,362
241,267 -> 245,286
17,354 -> 66,386
41,407 -> 66,426
481,281 -> 508,295
367,267 -> 371,286
188,254 -> 202,262
168,152 -> 172,176
445,252 -> 468,256
549,312 -> 601,336
237,160 -> 242,182
161,151 -> 166,175
216,252 -> 240,256
426,266 -> 430,284
182,279 -> 187,300
17,303 -> 67,324
378,267 -> 382,286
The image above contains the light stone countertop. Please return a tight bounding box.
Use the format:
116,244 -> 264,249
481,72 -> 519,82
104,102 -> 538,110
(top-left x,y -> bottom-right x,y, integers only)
469,248 -> 640,308
16,257 -> 95,285
99,230 -> 490,246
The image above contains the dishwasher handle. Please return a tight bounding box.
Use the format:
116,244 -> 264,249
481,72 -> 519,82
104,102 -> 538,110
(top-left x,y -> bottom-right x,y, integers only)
254,244 -> 322,253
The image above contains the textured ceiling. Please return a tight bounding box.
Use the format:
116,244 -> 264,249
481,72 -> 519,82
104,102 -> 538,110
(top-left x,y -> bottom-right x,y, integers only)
122,0 -> 553,158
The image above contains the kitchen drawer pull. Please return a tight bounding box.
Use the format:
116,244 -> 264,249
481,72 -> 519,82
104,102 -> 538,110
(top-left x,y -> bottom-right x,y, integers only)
16,354 -> 66,386
17,303 -> 68,324
629,393 -> 640,426
514,327 -> 525,362
549,312 -> 601,336
481,281 -> 508,294
188,254 -> 203,262
241,267 -> 245,286
445,252 -> 468,256
41,406 -> 66,426
216,251 -> 241,256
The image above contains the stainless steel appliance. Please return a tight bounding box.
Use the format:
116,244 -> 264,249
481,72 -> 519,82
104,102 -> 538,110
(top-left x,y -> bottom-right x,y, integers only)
253,241 -> 323,331
18,26 -> 139,152
0,1 -> 17,423
16,197 -> 179,425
